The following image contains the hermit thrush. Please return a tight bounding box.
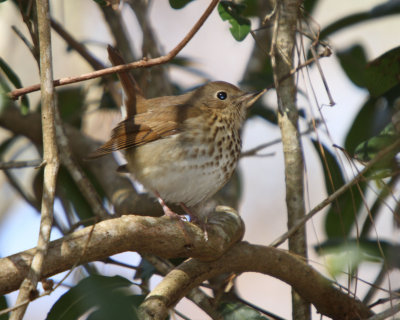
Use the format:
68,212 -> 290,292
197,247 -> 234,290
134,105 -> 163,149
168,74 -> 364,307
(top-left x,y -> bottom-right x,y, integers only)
90,81 -> 265,221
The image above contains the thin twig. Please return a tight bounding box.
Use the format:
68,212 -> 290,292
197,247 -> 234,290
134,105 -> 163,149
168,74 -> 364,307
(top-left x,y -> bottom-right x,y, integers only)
54,108 -> 109,219
0,159 -> 42,170
50,19 -> 104,70
10,0 -> 60,318
8,0 -> 219,100
270,138 -> 400,247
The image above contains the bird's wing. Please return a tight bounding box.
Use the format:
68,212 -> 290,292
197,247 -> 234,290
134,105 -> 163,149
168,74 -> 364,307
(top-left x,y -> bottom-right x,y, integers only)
87,104 -> 193,158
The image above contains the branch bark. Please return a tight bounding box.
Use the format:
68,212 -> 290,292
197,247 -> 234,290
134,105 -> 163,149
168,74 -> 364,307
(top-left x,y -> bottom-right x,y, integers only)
138,242 -> 372,320
10,0 -> 60,318
0,210 -> 244,296
0,212 -> 372,320
270,0 -> 309,319
8,0 -> 219,100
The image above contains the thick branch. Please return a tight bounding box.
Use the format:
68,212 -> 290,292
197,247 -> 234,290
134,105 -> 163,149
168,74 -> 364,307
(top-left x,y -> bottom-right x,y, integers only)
138,242 -> 373,320
0,210 -> 244,296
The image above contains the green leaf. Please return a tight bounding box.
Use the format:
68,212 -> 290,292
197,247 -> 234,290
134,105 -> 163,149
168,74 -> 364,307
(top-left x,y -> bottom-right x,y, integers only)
57,166 -> 96,222
364,46 -> 400,97
0,136 -> 17,158
345,97 -> 390,155
0,296 -> 9,320
302,0 -> 319,14
336,44 -> 368,88
46,275 -> 143,320
0,57 -> 22,89
353,122 -> 400,179
218,1 -> 251,41
169,0 -> 195,9
354,122 -> 399,162
57,87 -> 86,128
0,57 -> 30,113
312,141 -> 365,238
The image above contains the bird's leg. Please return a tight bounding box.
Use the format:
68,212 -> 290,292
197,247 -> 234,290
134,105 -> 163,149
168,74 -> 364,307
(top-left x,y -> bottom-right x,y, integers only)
180,203 -> 208,241
155,192 -> 186,220
155,192 -> 192,244
179,202 -> 198,223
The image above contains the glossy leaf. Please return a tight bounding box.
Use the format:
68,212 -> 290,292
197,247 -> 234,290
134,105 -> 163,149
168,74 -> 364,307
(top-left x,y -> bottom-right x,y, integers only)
336,44 -> 368,88
364,46 -> 400,97
46,275 -> 142,320
354,123 -> 398,162
354,123 -> 399,179
312,140 -> 365,238
169,0 -> 194,9
218,1 -> 251,41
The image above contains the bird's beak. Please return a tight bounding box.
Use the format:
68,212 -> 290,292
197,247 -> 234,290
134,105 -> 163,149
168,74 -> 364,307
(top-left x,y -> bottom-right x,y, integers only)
240,88 -> 267,108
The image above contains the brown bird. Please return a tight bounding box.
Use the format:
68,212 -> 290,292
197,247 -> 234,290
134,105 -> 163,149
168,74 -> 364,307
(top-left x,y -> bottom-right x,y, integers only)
90,81 -> 265,221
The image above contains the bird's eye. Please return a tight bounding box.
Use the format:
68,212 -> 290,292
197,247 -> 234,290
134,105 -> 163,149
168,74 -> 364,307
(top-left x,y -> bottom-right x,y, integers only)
217,91 -> 227,100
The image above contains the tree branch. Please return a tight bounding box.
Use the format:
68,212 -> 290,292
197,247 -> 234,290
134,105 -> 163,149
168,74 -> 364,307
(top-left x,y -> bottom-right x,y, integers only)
270,138 -> 400,247
138,242 -> 373,320
270,0 -> 309,318
8,0 -> 219,100
10,0 -> 60,318
0,210 -> 244,296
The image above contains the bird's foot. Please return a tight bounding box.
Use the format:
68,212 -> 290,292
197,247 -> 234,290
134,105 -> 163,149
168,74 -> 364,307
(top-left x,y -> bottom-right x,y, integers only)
180,203 -> 208,241
155,193 -> 192,244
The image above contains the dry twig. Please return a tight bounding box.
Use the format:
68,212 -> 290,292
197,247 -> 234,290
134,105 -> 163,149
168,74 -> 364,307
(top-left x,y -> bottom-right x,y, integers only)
10,0 -> 60,318
8,0 -> 219,100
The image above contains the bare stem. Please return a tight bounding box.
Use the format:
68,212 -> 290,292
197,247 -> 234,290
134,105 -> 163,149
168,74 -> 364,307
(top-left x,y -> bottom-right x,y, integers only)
271,1 -> 310,319
10,0 -> 60,319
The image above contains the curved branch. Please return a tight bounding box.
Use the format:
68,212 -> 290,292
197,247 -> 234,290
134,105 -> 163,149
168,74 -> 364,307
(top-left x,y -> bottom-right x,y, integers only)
139,242 -> 373,320
0,209 -> 244,296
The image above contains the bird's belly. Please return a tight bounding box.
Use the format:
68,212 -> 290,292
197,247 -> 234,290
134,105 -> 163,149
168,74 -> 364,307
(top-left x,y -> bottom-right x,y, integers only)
125,135 -> 237,207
